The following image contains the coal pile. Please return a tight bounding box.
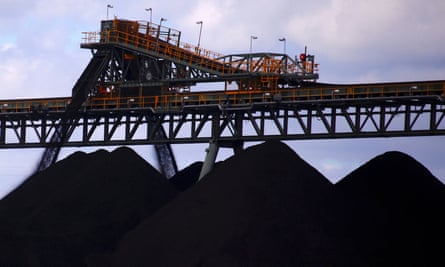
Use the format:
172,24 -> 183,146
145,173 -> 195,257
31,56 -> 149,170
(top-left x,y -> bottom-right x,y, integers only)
0,141 -> 444,266
335,151 -> 445,266
106,140 -> 341,266
0,147 -> 179,266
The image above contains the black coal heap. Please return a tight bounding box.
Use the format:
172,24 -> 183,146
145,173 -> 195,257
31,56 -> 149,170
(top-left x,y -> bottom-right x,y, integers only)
335,151 -> 445,266
0,147 -> 179,266
108,140 -> 339,266
0,141 -> 444,266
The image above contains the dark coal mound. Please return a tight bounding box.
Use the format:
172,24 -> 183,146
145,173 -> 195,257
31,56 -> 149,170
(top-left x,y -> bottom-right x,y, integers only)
335,151 -> 445,266
107,140 -> 342,266
1,141 -> 444,266
0,147 -> 179,266
169,161 -> 203,191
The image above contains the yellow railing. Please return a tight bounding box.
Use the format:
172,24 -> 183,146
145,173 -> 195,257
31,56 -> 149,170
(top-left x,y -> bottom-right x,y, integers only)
83,81 -> 444,110
0,81 -> 442,113
81,19 -> 230,73
82,29 -> 238,75
81,19 -> 300,76
0,98 -> 71,113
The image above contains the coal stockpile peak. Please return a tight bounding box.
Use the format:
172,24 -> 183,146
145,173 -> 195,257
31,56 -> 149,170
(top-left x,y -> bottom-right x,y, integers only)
0,146 -> 179,266
107,140 -> 341,267
336,150 -> 445,214
335,150 -> 445,266
337,150 -> 444,191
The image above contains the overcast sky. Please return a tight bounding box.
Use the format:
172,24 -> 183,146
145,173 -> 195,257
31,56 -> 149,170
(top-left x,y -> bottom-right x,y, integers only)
0,0 -> 445,198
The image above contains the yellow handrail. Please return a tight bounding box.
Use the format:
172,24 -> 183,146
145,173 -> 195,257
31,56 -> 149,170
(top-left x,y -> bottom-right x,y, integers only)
0,81 -> 443,113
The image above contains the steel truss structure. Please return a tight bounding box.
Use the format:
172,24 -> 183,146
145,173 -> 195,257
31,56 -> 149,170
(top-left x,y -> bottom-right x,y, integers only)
34,18 -> 319,173
1,96 -> 444,148
1,18 -> 444,176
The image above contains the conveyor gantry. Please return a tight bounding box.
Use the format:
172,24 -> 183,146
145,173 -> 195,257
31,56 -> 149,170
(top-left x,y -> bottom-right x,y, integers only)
1,18 -> 443,177
80,19 -> 318,94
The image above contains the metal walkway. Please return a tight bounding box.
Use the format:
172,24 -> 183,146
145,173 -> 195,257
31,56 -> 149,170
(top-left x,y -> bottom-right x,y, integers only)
0,94 -> 444,148
0,18 -> 444,176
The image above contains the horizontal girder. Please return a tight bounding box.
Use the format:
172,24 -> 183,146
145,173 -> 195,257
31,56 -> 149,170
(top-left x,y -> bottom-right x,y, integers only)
0,97 -> 444,148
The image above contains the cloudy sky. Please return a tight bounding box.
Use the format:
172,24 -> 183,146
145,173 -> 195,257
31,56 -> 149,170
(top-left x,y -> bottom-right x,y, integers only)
0,0 -> 445,198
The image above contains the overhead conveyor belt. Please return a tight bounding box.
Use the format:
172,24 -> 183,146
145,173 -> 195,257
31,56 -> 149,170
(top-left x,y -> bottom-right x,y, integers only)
81,19 -> 317,84
81,19 -> 242,77
0,17 -> 442,176
0,80 -> 443,114
70,50 -> 111,109
36,49 -> 113,172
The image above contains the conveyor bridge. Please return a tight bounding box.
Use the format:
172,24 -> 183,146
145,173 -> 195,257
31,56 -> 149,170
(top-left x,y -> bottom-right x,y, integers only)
1,18 -> 444,177
1,80 -> 444,147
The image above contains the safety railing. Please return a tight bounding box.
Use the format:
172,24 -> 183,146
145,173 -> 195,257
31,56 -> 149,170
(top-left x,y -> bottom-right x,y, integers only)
0,81 -> 443,114
84,81 -> 445,111
81,19 -> 305,77
82,29 -> 240,75
0,98 -> 71,113
81,19 -> 236,74
280,82 -> 445,101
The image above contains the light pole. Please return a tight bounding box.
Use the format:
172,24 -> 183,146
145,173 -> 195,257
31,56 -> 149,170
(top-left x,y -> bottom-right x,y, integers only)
279,37 -> 286,55
107,4 -> 113,20
156,18 -> 167,49
249,36 -> 258,71
279,37 -> 287,73
160,17 -> 167,27
158,18 -> 167,38
250,35 -> 258,54
196,21 -> 203,49
145,8 -> 152,24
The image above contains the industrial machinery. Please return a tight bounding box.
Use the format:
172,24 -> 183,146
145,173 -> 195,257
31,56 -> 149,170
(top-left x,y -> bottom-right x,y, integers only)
0,18 -> 444,178
79,19 -> 319,100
